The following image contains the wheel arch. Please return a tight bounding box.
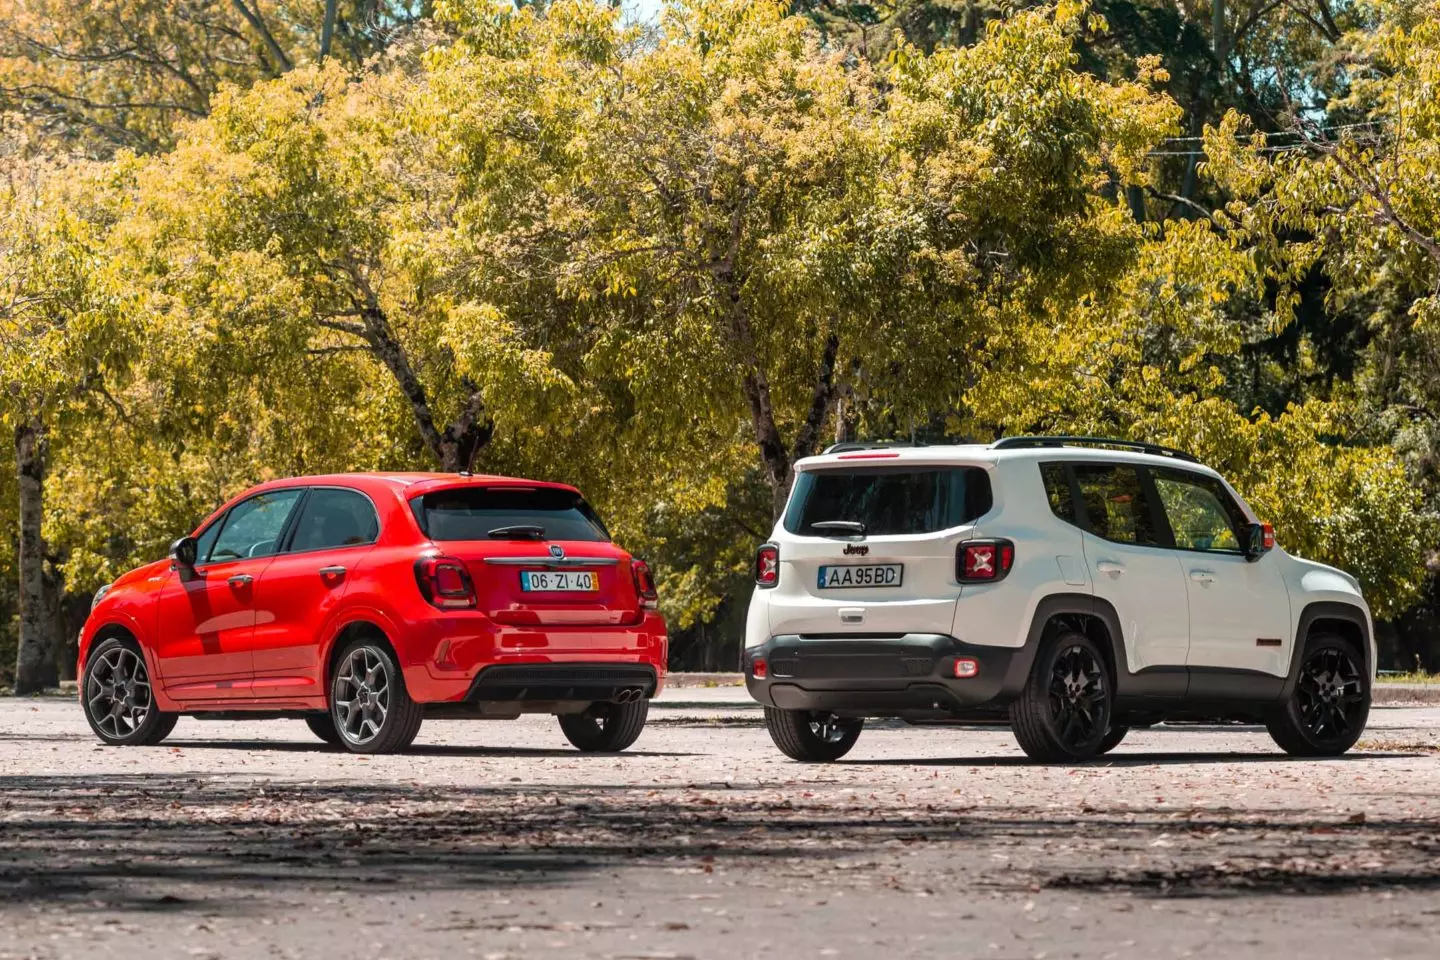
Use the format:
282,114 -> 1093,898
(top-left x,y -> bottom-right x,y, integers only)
1004,593 -> 1128,698
321,618 -> 399,698
1283,601 -> 1374,699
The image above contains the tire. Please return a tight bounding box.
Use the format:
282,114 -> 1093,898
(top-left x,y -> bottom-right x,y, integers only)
1095,725 -> 1129,756
1010,628 -> 1114,763
763,708 -> 863,762
328,637 -> 424,754
305,713 -> 344,746
559,699 -> 649,753
82,637 -> 178,746
1266,633 -> 1370,757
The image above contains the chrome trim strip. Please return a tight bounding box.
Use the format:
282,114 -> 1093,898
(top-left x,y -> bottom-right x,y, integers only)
482,556 -> 622,567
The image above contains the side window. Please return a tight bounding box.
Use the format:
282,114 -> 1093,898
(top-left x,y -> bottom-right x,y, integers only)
1072,464 -> 1160,546
288,489 -> 381,552
1039,462 -> 1075,524
194,516 -> 224,564
1153,470 -> 1245,553
208,490 -> 304,563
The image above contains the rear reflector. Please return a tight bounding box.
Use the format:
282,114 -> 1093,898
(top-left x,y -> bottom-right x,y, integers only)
751,657 -> 768,679
953,658 -> 979,679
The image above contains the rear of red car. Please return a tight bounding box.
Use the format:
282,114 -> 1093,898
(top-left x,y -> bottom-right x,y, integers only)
371,478 -> 668,713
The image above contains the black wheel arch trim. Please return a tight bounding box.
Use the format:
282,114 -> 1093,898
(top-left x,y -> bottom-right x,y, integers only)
1281,601 -> 1372,701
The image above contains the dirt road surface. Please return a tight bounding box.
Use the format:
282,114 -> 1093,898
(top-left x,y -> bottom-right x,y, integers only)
3,691 -> 1439,960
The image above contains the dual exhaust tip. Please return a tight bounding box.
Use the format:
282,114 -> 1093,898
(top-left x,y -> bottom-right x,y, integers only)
611,687 -> 645,704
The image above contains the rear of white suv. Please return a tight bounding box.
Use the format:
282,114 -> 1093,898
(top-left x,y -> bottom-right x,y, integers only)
744,437 -> 1376,763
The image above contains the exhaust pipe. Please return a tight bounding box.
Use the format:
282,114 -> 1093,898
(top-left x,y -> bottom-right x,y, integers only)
612,687 -> 643,703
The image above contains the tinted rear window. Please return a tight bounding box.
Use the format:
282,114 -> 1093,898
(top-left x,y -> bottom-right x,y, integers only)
783,467 -> 992,537
415,487 -> 610,542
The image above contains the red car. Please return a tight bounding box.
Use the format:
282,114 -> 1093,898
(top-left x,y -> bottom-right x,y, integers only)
78,473 -> 667,754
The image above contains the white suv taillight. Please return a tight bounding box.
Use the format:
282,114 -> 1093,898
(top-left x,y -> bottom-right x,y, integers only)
956,539 -> 1014,583
414,556 -> 477,609
755,543 -> 780,588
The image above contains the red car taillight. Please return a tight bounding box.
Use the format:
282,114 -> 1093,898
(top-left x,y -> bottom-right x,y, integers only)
755,543 -> 779,588
632,559 -> 659,610
414,557 -> 477,609
956,539 -> 1015,583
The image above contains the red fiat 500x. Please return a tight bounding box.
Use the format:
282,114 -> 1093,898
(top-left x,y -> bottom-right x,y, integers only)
78,473 -> 667,754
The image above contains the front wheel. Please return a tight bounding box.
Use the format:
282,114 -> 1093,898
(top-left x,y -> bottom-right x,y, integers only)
1010,629 -> 1114,763
305,713 -> 343,746
559,699 -> 649,752
1266,634 -> 1369,757
329,638 -> 424,754
764,708 -> 863,762
82,637 -> 178,746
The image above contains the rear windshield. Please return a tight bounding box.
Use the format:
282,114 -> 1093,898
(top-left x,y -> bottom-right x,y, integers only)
414,487 -> 611,542
783,466 -> 993,537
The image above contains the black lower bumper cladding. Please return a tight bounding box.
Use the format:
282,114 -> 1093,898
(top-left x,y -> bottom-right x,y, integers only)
744,634 -> 1032,718
466,663 -> 658,703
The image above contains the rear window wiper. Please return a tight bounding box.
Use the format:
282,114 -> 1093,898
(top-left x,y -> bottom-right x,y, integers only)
487,524 -> 546,539
810,520 -> 867,536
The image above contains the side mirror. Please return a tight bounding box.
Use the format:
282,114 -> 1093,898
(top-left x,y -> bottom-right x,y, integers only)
1242,522 -> 1274,562
170,535 -> 199,570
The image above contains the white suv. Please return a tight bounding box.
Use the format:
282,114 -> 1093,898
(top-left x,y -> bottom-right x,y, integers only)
744,436 -> 1374,763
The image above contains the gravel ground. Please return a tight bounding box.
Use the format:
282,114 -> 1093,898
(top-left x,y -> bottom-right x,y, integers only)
2,692 -> 1439,960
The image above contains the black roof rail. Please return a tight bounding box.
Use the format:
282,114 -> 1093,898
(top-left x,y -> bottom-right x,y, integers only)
990,435 -> 1200,464
821,440 -> 928,455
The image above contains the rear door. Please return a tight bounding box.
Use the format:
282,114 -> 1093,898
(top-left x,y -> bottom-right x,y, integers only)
153,489 -> 304,700
250,487 -> 381,697
1069,463 -> 1191,675
413,485 -> 646,656
765,462 -> 993,637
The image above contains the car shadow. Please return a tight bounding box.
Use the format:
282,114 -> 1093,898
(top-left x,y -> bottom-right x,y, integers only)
161,738 -> 698,758
846,750 -> 1419,767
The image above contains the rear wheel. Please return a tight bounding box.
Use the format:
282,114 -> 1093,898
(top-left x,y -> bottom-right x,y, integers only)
329,638 -> 424,754
559,699 -> 649,752
1010,629 -> 1114,763
1266,634 -> 1369,757
82,637 -> 178,746
764,708 -> 863,762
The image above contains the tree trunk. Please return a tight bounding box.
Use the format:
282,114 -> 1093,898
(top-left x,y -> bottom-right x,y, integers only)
358,306 -> 493,473
14,418 -> 54,694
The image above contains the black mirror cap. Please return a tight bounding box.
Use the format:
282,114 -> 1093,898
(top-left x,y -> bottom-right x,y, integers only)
1243,522 -> 1275,562
170,535 -> 199,568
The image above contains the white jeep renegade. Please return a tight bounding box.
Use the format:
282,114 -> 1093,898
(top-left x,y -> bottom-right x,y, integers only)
743,436 -> 1374,763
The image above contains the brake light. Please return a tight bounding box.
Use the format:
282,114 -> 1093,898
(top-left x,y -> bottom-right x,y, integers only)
957,539 -> 1015,583
755,543 -> 780,588
1261,523 -> 1275,549
632,558 -> 659,610
414,556 -> 477,609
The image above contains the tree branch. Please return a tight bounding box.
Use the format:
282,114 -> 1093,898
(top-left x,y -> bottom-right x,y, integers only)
230,0 -> 293,74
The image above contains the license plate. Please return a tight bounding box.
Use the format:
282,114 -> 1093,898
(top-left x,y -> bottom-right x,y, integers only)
520,571 -> 599,592
817,564 -> 904,589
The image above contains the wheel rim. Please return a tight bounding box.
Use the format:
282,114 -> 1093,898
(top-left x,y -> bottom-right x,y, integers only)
1047,644 -> 1109,750
807,712 -> 849,744
334,647 -> 391,745
1296,646 -> 1366,743
86,647 -> 153,739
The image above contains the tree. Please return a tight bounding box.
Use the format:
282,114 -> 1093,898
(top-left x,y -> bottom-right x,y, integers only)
0,141 -> 133,691
0,0 -> 430,155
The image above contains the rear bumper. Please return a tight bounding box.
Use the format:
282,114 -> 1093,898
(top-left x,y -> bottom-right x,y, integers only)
743,634 -> 1034,719
465,662 -> 658,702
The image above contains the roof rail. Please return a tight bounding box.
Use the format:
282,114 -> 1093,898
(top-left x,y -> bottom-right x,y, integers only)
990,435 -> 1200,463
821,440 -> 927,455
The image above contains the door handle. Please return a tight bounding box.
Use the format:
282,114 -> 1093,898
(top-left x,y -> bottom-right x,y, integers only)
227,574 -> 253,587
318,565 -> 347,578
1189,569 -> 1216,583
1095,560 -> 1125,575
